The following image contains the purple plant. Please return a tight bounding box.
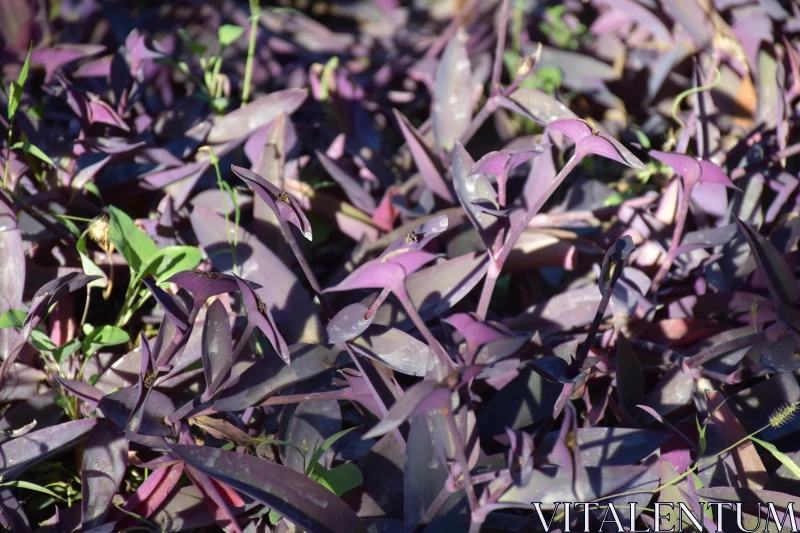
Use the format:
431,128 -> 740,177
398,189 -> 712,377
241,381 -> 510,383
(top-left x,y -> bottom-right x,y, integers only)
0,1 -> 798,532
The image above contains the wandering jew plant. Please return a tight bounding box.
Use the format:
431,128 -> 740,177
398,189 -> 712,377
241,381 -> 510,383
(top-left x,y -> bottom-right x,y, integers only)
0,0 -> 798,532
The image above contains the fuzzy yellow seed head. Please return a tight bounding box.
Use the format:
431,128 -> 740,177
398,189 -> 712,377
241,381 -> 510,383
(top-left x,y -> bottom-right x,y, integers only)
769,402 -> 798,429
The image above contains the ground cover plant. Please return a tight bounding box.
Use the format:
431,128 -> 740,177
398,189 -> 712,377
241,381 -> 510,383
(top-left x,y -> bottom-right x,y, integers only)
0,0 -> 800,531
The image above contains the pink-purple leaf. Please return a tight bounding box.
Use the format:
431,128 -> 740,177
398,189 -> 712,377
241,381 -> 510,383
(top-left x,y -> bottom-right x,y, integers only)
231,165 -> 313,240
392,109 -> 453,202
549,119 -> 645,169
207,89 -> 308,144
323,250 -> 441,294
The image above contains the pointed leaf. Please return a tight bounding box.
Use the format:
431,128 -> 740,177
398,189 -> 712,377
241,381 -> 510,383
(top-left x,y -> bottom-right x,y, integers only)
169,445 -> 368,533
432,33 -> 472,152
202,299 -> 233,392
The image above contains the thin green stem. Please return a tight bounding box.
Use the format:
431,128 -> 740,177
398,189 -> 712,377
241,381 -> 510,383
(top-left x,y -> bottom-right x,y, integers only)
242,0 -> 260,105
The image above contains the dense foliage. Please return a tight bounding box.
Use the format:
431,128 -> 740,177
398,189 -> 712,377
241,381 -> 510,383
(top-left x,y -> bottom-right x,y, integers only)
0,0 -> 799,532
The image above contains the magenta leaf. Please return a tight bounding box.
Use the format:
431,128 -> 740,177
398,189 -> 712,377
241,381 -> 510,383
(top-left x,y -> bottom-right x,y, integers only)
323,249 -> 441,293
549,119 -> 645,169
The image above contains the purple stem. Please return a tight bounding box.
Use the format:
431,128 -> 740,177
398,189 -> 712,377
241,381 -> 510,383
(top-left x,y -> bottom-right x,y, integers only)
423,0 -> 482,60
395,285 -> 453,373
490,0 -> 511,97
649,185 -> 693,294
476,154 -> 582,318
342,343 -> 406,450
445,411 -> 479,514
364,288 -> 392,320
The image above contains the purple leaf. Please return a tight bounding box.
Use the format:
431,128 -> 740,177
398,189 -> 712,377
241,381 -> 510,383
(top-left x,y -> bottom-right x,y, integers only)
166,270 -> 240,311
362,379 -> 445,439
97,387 -> 174,437
212,344 -> 335,412
326,302 -> 374,344
363,367 -> 479,440
392,109 -> 453,202
323,250 -> 441,293
56,377 -> 105,407
432,32 -> 472,153
350,325 -> 434,376
202,299 -> 233,393
190,207 -> 321,344
82,422 -> 128,529
169,445 -> 368,533
0,419 -> 98,474
235,274 -> 290,364
141,279 -> 190,332
734,217 -> 800,307
207,89 -> 308,144
231,165 -> 313,240
505,87 -> 578,123
548,119 -> 645,169
316,151 -> 376,214
31,44 -> 105,83
453,141 -> 500,247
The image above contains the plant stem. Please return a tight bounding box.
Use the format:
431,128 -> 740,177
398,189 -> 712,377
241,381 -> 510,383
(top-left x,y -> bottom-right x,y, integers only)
445,411 -> 479,514
395,286 -> 453,373
649,184 -> 693,294
364,288 -> 391,320
495,154 -> 581,267
490,0 -> 511,97
242,0 -> 260,105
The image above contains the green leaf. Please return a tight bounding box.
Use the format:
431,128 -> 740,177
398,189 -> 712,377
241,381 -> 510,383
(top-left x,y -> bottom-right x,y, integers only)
53,215 -> 82,237
253,437 -> 305,458
108,206 -> 158,272
11,140 -> 55,166
268,509 -> 282,525
218,24 -> 245,46
83,181 -> 102,200
8,44 -> 32,123
81,325 -> 129,357
751,437 -> 800,478
0,309 -> 26,328
0,480 -> 63,501
304,427 -> 359,476
311,463 -> 363,497
51,338 -> 81,365
76,231 -> 108,289
319,56 -> 339,101
130,245 -> 202,288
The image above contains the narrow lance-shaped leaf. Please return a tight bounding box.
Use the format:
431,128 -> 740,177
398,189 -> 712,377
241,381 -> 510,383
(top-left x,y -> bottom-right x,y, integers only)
82,422 -> 128,529
734,217 -> 800,307
235,274 -> 290,364
202,299 -> 233,395
169,444 -> 368,533
432,31 -> 472,153
392,109 -> 453,202
231,165 -> 312,240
